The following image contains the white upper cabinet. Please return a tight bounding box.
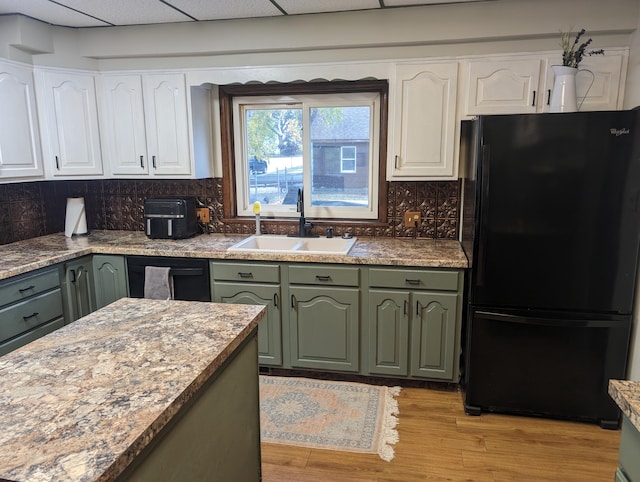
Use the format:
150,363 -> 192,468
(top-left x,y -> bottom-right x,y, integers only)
463,57 -> 546,115
99,74 -> 148,175
389,62 -> 459,180
100,72 -> 213,178
462,49 -> 627,116
548,50 -> 626,112
35,69 -> 103,177
0,60 -> 44,180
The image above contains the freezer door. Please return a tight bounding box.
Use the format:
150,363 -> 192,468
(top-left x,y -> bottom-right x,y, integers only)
471,110 -> 640,313
464,308 -> 631,427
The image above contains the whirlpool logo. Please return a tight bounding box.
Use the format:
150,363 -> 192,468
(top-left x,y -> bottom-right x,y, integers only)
610,128 -> 630,136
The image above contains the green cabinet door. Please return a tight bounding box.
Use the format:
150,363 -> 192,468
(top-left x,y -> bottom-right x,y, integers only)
213,282 -> 282,366
92,255 -> 128,309
289,286 -> 359,372
368,290 -> 410,376
410,291 -> 458,379
63,256 -> 96,323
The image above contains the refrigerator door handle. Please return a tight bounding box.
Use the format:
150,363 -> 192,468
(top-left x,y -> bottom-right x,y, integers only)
475,310 -> 628,328
476,143 -> 491,286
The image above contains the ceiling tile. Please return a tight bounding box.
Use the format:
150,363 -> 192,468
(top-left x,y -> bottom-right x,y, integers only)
276,0 -> 381,15
383,0 -> 487,5
169,0 -> 283,21
55,0 -> 194,26
0,0 -> 109,27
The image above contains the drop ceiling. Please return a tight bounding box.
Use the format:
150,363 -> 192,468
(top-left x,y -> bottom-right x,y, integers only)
0,0 -> 490,28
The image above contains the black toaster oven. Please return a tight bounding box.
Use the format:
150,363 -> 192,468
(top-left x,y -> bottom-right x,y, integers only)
144,197 -> 199,239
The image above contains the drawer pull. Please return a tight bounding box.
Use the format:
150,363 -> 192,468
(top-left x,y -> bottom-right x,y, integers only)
23,312 -> 39,321
315,275 -> 332,282
18,285 -> 36,293
238,272 -> 254,279
405,279 -> 421,286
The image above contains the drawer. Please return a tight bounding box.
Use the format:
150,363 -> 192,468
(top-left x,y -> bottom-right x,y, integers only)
0,268 -> 60,308
211,262 -> 280,283
0,316 -> 65,357
0,289 -> 64,343
288,265 -> 359,287
369,268 -> 460,291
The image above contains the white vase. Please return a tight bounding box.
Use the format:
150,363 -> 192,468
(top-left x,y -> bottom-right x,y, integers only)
549,65 -> 578,113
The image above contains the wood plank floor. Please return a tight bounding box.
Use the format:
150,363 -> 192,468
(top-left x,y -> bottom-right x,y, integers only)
261,385 -> 620,482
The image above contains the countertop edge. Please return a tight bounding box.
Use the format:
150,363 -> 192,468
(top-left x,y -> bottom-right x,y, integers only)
609,379 -> 640,431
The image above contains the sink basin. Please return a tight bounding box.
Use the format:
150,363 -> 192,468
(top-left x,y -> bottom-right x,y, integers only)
227,235 -> 357,255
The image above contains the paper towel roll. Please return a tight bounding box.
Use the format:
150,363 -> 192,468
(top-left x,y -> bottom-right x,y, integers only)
65,197 -> 88,237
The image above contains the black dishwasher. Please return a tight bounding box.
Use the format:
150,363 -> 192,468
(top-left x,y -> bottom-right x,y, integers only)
126,256 -> 211,301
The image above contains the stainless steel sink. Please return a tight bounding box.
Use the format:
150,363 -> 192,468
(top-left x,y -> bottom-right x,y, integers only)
227,235 -> 357,255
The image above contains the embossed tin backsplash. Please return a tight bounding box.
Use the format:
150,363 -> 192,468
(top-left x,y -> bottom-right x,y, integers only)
0,178 -> 459,245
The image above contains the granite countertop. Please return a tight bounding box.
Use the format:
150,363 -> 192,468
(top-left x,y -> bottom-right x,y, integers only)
0,230 -> 469,281
0,298 -> 265,482
609,380 -> 640,431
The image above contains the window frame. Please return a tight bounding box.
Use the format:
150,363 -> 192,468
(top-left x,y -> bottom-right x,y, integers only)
219,80 -> 388,226
340,146 -> 357,174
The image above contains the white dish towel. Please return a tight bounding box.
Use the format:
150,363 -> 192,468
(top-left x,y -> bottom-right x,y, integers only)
143,266 -> 174,300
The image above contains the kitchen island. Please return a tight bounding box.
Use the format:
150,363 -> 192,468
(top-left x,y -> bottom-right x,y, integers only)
609,380 -> 640,482
0,297 -> 265,482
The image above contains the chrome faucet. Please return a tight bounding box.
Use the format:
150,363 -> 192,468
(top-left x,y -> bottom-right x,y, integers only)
293,188 -> 317,238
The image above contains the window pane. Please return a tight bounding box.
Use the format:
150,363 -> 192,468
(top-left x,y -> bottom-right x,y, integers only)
309,106 -> 370,208
245,107 -> 302,207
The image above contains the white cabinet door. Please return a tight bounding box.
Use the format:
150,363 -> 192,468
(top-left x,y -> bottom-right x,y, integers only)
142,74 -> 191,176
464,57 -> 545,115
557,52 -> 625,112
100,75 -> 149,175
36,70 -> 103,177
389,62 -> 458,180
0,61 -> 43,180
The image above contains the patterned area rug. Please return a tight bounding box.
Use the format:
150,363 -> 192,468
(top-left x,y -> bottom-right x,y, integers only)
259,375 -> 401,461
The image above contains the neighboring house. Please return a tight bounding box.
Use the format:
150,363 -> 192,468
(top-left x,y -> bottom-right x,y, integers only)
310,107 -> 371,190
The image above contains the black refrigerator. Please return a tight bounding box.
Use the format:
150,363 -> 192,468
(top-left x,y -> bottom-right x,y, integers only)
461,109 -> 640,428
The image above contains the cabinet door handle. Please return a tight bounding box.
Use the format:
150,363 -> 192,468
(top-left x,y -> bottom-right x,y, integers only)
404,300 -> 408,316
405,279 -> 421,286
70,269 -> 76,283
55,156 -> 60,170
416,301 -> 421,316
531,90 -> 536,106
394,155 -> 399,169
547,89 -> 551,105
152,155 -> 157,168
23,312 -> 39,321
140,155 -> 144,168
238,272 -> 254,279
315,275 -> 331,282
18,285 -> 35,293
273,293 -> 279,308
291,294 -> 296,309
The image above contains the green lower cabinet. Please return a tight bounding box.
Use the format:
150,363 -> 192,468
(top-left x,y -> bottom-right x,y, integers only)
63,256 -> 96,323
213,282 -> 282,366
92,255 -> 128,310
289,286 -> 359,372
368,290 -> 410,376
410,291 -> 458,380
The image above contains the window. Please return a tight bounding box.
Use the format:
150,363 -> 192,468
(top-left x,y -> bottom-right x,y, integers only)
220,81 -> 388,223
340,146 -> 357,173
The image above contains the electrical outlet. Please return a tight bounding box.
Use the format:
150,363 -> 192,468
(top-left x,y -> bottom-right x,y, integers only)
404,211 -> 421,228
196,207 -> 211,223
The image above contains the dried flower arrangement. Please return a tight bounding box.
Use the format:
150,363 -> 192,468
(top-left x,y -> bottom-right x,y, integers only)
560,28 -> 604,68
